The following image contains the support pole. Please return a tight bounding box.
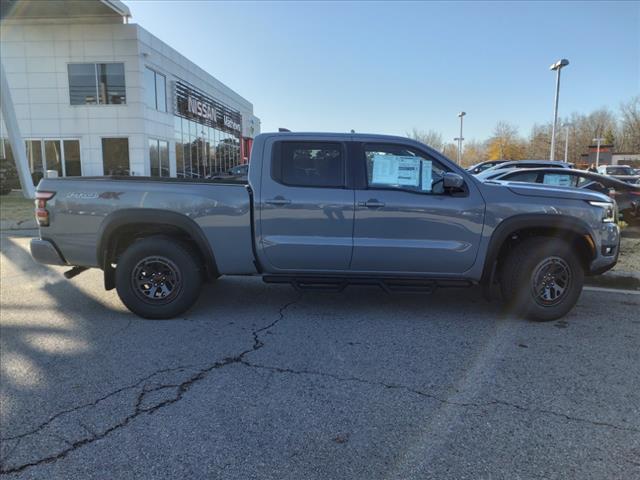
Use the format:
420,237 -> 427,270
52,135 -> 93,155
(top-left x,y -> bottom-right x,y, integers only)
549,68 -> 561,161
0,61 -> 35,199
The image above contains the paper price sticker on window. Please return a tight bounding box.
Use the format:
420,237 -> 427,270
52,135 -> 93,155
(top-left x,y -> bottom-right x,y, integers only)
421,160 -> 432,192
543,174 -> 571,187
371,155 -> 423,187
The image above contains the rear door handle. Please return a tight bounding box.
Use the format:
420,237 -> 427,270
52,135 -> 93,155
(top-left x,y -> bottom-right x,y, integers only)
358,200 -> 386,208
265,197 -> 291,206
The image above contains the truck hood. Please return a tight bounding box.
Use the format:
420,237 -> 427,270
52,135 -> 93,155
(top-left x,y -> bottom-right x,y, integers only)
490,180 -> 611,203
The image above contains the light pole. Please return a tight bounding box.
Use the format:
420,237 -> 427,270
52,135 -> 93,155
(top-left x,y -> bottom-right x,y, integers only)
457,111 -> 466,164
563,123 -> 571,163
549,59 -> 569,161
593,137 -> 604,168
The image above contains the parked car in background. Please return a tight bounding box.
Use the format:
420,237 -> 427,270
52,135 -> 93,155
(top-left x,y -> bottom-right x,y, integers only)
466,160 -> 508,174
596,165 -> 640,184
489,167 -> 640,219
474,160 -> 574,181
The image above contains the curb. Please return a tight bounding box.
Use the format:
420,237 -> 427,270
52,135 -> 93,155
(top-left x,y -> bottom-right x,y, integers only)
586,270 -> 640,291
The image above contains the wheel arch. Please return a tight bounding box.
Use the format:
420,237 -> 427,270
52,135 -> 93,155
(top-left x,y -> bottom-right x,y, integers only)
481,214 -> 596,284
97,209 -> 219,290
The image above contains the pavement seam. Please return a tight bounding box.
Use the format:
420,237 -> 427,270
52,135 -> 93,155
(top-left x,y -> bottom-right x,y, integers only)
0,297 -> 300,476
240,361 -> 640,434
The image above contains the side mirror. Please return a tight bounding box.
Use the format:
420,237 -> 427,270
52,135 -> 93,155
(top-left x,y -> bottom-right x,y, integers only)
443,172 -> 465,190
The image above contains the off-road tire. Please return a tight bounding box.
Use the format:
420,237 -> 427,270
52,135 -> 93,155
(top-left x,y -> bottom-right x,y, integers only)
500,237 -> 584,321
115,236 -> 203,319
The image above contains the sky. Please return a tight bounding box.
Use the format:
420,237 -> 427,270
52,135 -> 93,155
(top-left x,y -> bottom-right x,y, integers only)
124,1 -> 639,143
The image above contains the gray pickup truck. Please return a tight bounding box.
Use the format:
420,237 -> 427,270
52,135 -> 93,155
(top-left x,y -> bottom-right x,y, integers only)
31,132 -> 620,321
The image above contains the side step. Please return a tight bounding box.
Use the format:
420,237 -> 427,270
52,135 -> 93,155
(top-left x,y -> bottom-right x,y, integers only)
262,275 -> 473,294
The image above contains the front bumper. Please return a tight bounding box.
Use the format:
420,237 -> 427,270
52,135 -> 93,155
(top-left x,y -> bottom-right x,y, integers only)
30,238 -> 67,266
588,223 -> 620,275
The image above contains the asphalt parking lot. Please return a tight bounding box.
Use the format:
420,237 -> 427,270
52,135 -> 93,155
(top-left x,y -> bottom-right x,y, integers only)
1,231 -> 639,480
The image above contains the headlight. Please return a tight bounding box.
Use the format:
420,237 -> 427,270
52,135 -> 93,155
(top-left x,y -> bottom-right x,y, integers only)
589,201 -> 616,223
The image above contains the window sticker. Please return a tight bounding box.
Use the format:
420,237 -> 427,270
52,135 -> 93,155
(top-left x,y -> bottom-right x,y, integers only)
543,174 -> 571,187
371,154 -> 398,185
371,155 -> 421,187
421,160 -> 432,192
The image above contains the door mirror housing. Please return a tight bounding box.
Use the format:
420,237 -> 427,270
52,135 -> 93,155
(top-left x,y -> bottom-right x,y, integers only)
443,172 -> 465,190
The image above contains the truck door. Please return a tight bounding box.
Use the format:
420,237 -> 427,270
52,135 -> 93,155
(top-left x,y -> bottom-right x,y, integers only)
351,142 -> 484,275
258,139 -> 354,271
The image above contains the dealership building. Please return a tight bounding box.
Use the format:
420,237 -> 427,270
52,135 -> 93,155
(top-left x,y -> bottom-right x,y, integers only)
0,0 -> 260,184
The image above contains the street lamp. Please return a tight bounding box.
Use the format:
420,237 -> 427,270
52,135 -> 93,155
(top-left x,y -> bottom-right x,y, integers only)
457,111 -> 466,164
593,137 -> 604,168
549,58 -> 569,161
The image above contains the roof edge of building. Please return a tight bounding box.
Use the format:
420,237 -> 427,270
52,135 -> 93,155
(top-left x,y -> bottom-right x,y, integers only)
100,0 -> 131,18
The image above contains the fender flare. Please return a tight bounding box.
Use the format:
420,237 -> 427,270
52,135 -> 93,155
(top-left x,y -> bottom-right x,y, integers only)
97,209 -> 219,282
481,213 -> 594,282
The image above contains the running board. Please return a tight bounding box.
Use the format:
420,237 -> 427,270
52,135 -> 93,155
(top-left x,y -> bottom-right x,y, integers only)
262,275 -> 474,294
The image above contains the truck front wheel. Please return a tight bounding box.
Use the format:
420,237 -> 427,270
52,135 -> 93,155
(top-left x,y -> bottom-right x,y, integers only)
500,237 -> 584,321
115,236 -> 202,319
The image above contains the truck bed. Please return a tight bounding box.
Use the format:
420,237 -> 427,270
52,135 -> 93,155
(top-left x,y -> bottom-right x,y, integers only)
38,177 -> 257,275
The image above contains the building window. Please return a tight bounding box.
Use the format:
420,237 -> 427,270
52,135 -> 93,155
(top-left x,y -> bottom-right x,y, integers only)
63,140 -> 82,177
149,139 -> 169,177
102,138 -> 130,175
26,140 -> 44,184
20,139 -> 82,184
44,140 -> 62,177
68,63 -> 126,105
144,67 -> 167,112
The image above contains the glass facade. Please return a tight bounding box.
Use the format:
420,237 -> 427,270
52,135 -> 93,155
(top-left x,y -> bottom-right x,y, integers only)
173,116 -> 240,178
149,138 -> 169,177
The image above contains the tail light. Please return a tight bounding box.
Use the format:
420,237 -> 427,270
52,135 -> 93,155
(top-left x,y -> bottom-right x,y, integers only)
35,191 -> 55,226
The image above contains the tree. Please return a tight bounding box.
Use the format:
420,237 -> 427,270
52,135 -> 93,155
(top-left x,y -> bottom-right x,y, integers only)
618,96 -> 640,152
407,128 -> 444,151
486,121 -> 526,160
461,140 -> 487,167
527,123 -> 552,160
442,142 -> 458,160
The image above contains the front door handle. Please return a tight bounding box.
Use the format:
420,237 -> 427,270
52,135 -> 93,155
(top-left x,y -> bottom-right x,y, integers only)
265,197 -> 291,206
358,199 -> 386,208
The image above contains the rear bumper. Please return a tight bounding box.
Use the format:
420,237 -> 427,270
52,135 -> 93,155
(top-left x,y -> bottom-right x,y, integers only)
30,238 -> 67,266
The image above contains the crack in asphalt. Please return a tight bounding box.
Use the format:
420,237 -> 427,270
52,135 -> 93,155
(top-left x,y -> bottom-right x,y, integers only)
240,361 -> 640,434
0,365 -> 193,443
0,298 -> 300,476
2,294 -> 638,475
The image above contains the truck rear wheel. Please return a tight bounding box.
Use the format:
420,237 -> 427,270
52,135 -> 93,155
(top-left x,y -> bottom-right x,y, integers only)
115,236 -> 202,319
500,237 -> 584,321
